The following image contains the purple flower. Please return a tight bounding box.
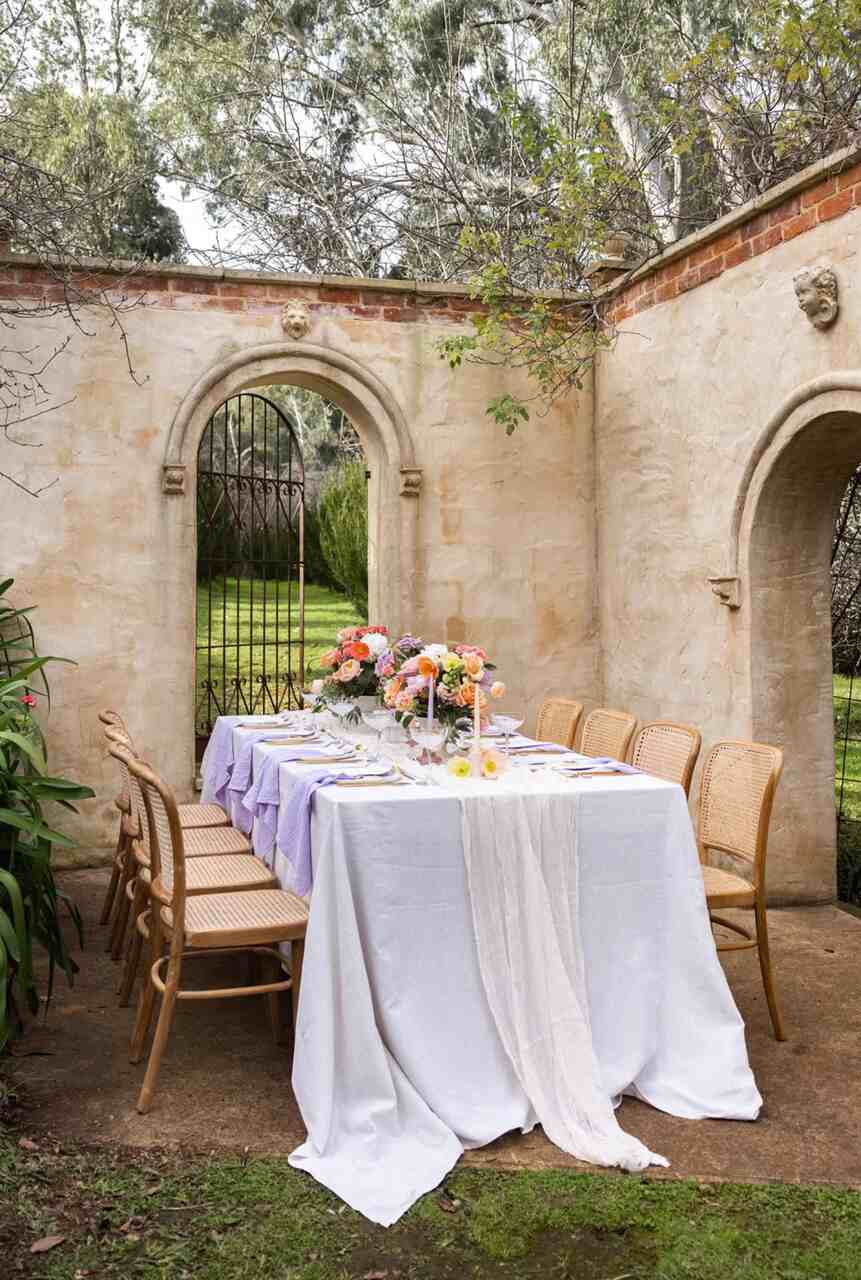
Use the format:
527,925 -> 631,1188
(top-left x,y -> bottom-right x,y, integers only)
375,650 -> 396,678
396,634 -> 424,655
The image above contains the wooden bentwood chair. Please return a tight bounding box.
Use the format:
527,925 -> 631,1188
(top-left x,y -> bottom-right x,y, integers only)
697,740 -> 786,1041
107,741 -> 279,1007
580,707 -> 638,762
536,697 -> 583,749
126,753 -> 309,1114
631,721 -> 702,795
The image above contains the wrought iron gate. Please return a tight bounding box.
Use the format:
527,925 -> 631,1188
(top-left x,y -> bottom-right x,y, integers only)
195,393 -> 304,762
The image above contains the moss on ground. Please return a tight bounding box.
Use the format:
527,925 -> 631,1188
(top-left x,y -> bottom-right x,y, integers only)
2,1133 -> 860,1279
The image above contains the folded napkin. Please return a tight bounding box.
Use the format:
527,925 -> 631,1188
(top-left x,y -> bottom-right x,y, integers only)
276,768 -> 355,895
507,740 -> 570,754
557,756 -> 641,775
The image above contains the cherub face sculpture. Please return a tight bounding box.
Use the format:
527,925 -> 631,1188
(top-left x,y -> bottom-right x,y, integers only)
793,267 -> 839,330
281,300 -> 311,339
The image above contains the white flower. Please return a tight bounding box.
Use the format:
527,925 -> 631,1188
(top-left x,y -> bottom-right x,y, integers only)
422,643 -> 449,663
363,631 -> 389,657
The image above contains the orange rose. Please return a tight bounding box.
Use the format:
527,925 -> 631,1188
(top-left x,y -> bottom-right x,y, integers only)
463,653 -> 484,680
490,681 -> 506,699
417,656 -> 438,678
319,649 -> 340,668
459,683 -> 487,710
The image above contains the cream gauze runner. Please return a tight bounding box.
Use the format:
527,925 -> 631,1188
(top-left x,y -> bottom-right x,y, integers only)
459,789 -> 669,1171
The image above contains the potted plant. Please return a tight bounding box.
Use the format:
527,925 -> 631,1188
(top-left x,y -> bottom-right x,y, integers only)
0,579 -> 94,1050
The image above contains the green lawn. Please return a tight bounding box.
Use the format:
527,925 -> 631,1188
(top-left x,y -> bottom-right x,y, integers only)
3,1133 -> 861,1279
195,579 -> 363,715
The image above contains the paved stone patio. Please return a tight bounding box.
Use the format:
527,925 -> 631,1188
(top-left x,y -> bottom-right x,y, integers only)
12,869 -> 861,1188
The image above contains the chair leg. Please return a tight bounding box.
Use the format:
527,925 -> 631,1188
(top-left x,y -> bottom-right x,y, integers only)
110,874 -> 135,962
130,912 -> 163,1063
290,938 -> 305,1037
266,952 -> 285,1046
98,830 -> 123,925
755,897 -> 786,1042
117,884 -> 146,1007
136,974 -> 179,1114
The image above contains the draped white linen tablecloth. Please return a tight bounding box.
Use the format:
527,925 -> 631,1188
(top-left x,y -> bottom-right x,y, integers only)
268,760 -> 761,1225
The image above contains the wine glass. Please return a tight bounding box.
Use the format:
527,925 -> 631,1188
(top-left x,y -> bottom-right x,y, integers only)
363,706 -> 394,752
491,714 -> 524,756
412,716 -> 445,765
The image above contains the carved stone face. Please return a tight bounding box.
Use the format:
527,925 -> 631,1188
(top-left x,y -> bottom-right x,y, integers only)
793,267 -> 839,330
281,300 -> 311,339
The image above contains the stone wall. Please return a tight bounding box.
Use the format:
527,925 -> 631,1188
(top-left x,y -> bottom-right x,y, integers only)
0,273 -> 598,857
597,146 -> 861,903
2,144 -> 861,898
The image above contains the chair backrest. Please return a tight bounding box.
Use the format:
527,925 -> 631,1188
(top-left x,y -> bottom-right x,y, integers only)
631,720 -> 702,794
126,754 -> 187,939
536,697 -> 583,749
697,740 -> 784,886
580,707 -> 638,761
106,738 -> 148,856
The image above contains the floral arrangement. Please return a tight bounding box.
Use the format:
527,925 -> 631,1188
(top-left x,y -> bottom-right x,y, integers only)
309,624 -> 391,706
380,641 -> 505,737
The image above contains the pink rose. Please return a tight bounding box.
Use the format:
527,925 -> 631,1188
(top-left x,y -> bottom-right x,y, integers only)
400,656 -> 420,676
336,659 -> 361,682
394,689 -> 415,712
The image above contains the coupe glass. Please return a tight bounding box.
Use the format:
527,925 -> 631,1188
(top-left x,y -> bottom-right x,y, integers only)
363,706 -> 394,750
412,717 -> 445,764
491,714 -> 524,755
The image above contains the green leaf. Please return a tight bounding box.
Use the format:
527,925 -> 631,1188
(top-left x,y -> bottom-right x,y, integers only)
0,906 -> 22,962
0,730 -> 46,773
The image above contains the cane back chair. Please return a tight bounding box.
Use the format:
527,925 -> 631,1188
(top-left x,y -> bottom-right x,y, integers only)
580,707 -> 638,762
631,721 -> 702,795
126,754 -> 308,1114
697,739 -> 786,1041
536,697 -> 583,750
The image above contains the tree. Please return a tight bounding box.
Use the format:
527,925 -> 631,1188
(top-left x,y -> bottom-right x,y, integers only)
0,0 -> 183,495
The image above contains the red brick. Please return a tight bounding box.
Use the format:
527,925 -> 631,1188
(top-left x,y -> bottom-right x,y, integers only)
818,188 -> 854,223
709,229 -> 741,256
42,285 -> 71,303
119,274 -> 170,292
750,225 -> 783,256
360,289 -> 407,307
420,308 -> 458,321
724,241 -> 753,269
769,195 -> 800,227
346,305 -> 382,318
655,280 -> 679,304
320,286 -> 361,304
447,295 -> 485,312
781,209 -> 817,242
688,242 -> 718,269
633,290 -> 656,313
677,271 -> 700,295
266,284 -> 319,302
169,275 -> 218,295
837,164 -> 861,190
698,255 -> 724,285
383,306 -> 418,322
740,211 -> 771,242
0,267 -> 19,283
801,178 -> 835,208
217,281 -> 269,298
192,296 -> 245,312
0,282 -> 44,300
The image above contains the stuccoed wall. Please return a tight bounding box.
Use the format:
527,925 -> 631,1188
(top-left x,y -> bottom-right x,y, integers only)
0,280 -> 598,857
596,190 -> 861,903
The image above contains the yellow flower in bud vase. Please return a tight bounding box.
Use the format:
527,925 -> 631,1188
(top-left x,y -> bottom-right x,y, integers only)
447,755 -> 472,779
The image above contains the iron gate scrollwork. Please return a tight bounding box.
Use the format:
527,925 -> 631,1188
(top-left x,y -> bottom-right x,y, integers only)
195,393 -> 304,763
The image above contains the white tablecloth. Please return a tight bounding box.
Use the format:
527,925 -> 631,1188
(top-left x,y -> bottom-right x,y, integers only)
265,757 -> 761,1224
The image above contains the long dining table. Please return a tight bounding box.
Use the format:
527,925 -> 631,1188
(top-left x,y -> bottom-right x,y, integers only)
201,713 -> 762,1225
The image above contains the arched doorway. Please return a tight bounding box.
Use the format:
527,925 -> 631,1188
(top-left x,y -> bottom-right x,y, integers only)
162,341 -> 420,782
195,392 -> 305,762
736,382 -> 861,902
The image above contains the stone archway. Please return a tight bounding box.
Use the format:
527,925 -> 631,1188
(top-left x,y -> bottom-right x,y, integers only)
733,378 -> 861,902
162,340 -> 421,635
161,341 -> 420,779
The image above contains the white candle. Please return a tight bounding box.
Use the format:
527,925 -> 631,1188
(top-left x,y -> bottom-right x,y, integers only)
427,668 -> 434,724
473,679 -> 481,746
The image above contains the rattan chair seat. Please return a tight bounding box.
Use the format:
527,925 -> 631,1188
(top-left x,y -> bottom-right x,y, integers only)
141,855 -> 275,895
183,825 -> 252,857
161,889 -> 308,948
701,864 -> 756,908
177,802 -> 230,829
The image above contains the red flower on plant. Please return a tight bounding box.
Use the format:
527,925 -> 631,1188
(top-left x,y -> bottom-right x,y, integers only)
20,693 -> 37,707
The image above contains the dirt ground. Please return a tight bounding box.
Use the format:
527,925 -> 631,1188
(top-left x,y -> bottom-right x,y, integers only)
11,868 -> 861,1188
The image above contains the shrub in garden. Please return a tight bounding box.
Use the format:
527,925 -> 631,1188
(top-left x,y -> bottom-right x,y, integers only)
0,579 -> 93,1050
318,461 -> 368,616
